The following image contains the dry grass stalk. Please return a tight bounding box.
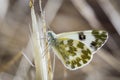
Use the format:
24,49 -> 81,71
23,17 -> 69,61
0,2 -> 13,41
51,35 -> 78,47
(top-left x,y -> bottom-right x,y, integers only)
30,0 -> 53,80
71,0 -> 102,29
97,0 -> 120,35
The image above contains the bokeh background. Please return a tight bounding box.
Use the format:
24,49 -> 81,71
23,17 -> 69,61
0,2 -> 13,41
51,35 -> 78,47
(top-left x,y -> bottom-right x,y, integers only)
0,0 -> 120,80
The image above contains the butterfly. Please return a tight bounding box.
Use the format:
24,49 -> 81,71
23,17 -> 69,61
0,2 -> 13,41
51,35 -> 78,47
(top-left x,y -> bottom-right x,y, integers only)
47,30 -> 108,70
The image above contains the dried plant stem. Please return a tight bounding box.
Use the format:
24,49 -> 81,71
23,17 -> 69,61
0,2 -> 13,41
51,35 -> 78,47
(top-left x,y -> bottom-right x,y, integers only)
0,52 -> 22,72
44,0 -> 63,25
98,49 -> 120,71
39,0 -> 53,80
71,0 -> 102,29
97,0 -> 120,35
30,0 -> 53,80
31,5 -> 42,80
13,52 -> 33,80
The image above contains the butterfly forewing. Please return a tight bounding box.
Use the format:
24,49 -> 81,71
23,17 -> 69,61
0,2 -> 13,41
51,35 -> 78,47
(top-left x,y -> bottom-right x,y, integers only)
52,38 -> 93,70
56,30 -> 108,54
48,30 -> 108,70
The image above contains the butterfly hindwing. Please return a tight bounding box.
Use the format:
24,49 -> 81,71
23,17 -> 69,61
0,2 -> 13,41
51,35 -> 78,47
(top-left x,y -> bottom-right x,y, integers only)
52,38 -> 93,70
47,30 -> 108,70
56,30 -> 108,54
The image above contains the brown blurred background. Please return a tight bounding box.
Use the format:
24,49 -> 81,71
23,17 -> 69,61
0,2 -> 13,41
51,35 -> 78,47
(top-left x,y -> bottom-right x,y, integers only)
0,0 -> 120,80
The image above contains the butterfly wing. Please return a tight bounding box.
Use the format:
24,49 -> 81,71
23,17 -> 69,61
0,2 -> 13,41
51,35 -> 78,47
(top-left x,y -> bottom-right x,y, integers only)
56,30 -> 108,54
52,38 -> 93,70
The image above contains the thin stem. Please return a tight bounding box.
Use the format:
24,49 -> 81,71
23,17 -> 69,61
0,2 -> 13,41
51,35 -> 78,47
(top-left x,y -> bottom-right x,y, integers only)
39,0 -> 53,80
30,1 -> 43,80
30,0 -> 53,80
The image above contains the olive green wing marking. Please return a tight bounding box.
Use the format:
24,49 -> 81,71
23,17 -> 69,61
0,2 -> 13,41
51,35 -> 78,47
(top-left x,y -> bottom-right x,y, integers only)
56,30 -> 108,54
90,30 -> 108,51
52,38 -> 93,70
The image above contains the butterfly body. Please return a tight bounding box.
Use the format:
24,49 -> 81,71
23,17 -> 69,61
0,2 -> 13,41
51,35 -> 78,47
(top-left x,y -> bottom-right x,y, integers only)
48,30 -> 108,70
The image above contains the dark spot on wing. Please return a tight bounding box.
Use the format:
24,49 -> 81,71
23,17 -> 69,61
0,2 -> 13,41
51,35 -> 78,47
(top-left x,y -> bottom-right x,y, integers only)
78,32 -> 86,40
77,42 -> 84,49
67,39 -> 73,46
91,30 -> 108,50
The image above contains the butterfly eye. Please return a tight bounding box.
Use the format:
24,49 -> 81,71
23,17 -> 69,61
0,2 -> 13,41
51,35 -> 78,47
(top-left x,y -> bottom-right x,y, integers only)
78,32 -> 86,40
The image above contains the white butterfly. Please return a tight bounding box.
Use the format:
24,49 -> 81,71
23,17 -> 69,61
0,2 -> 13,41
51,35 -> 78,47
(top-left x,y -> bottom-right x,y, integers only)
48,30 -> 108,70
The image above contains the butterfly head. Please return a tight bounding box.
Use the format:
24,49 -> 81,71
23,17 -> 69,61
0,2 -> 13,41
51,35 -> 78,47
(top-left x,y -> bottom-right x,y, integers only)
47,31 -> 56,44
